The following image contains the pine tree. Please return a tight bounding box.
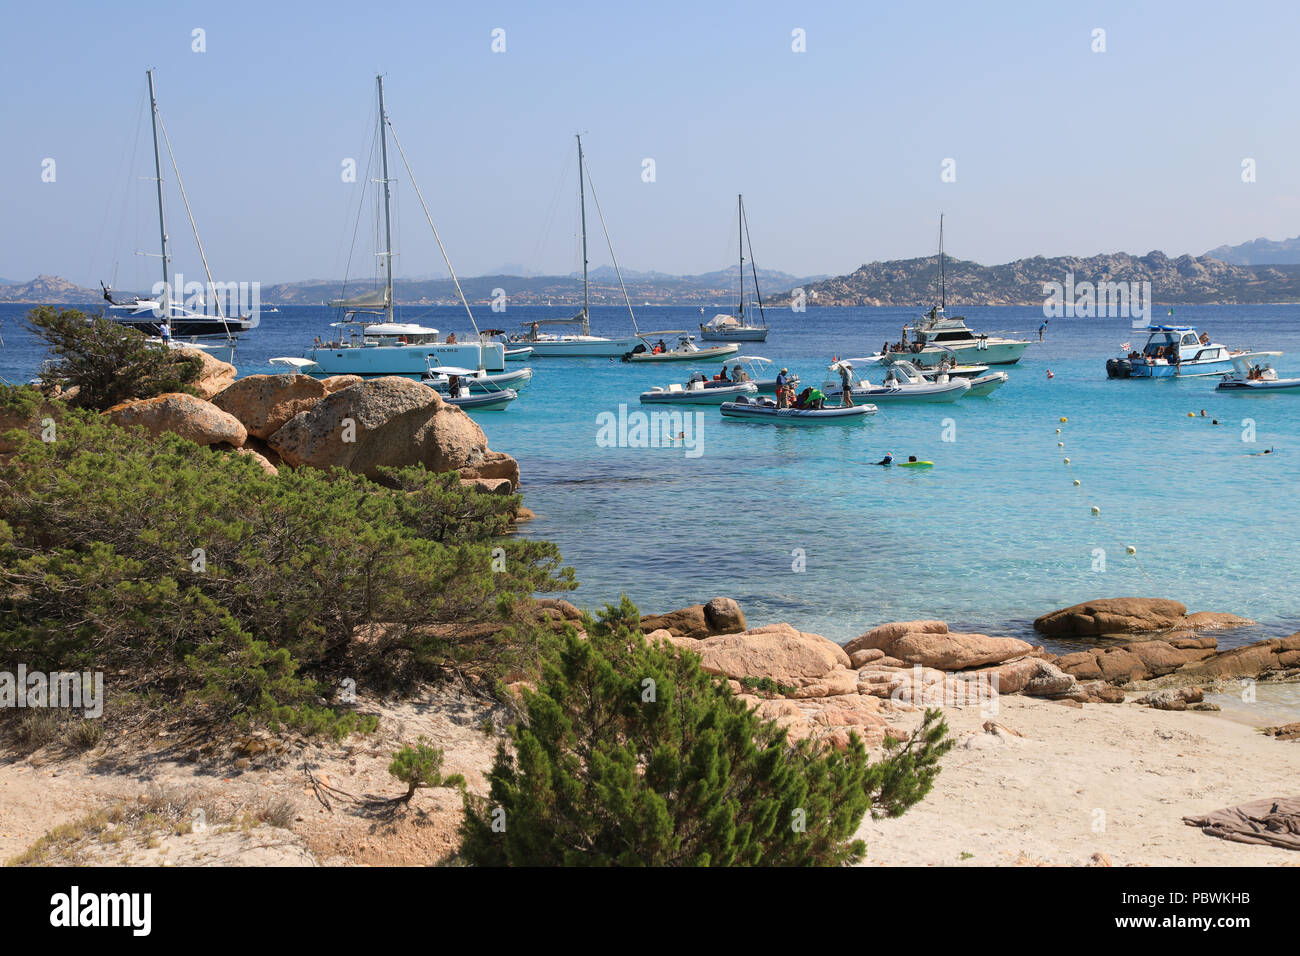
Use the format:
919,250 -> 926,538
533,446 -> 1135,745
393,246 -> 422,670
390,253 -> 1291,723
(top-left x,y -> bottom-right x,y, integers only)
459,597 -> 952,866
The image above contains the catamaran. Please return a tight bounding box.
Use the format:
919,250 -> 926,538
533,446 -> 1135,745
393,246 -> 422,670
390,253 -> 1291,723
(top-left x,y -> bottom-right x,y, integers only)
271,77 -> 504,377
513,136 -> 641,357
699,195 -> 769,342
100,71 -> 257,340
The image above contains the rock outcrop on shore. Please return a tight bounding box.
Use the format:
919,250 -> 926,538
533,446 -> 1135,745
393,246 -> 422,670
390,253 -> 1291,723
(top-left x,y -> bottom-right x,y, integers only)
635,597 -> 1300,751
265,377 -> 519,489
1033,597 -> 1255,638
104,393 -> 247,448
176,347 -> 237,400
85,370 -> 522,492
212,373 -> 329,439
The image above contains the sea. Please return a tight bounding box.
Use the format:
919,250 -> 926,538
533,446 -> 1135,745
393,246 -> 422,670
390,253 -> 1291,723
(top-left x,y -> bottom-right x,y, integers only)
4,301 -> 1299,659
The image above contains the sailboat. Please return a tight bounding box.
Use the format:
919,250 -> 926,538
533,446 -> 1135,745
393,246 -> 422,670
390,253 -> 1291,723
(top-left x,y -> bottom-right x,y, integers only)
880,216 -> 1029,368
700,195 -> 769,342
100,71 -> 258,340
514,136 -> 642,357
272,77 -> 505,377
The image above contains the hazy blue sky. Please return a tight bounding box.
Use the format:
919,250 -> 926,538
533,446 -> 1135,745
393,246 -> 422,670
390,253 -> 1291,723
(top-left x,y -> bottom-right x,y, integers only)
3,0 -> 1299,288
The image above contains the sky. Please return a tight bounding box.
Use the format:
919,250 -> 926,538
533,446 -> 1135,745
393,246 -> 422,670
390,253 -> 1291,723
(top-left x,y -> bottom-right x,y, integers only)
2,0 -> 1299,289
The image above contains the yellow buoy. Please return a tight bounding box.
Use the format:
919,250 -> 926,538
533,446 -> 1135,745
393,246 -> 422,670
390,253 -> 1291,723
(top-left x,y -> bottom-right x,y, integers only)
1091,506 -> 1100,516
1125,545 -> 1137,555
1187,412 -> 1194,417
1060,417 -> 1068,423
1063,457 -> 1071,465
1058,441 -> 1064,448
1073,479 -> 1081,486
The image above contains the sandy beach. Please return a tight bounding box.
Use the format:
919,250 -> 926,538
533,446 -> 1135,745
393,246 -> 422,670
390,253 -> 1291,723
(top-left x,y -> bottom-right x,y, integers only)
856,687 -> 1300,867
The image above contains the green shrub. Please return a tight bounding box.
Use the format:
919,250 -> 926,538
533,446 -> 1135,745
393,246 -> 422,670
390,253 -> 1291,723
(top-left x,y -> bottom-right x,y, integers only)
389,737 -> 466,802
0,390 -> 575,741
459,597 -> 952,866
26,306 -> 202,410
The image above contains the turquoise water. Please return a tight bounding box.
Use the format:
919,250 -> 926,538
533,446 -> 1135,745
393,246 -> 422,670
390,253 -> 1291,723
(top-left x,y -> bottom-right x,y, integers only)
4,302 -> 1299,649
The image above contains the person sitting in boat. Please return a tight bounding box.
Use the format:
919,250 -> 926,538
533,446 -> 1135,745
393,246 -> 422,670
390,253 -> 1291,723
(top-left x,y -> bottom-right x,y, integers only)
1199,332 -> 1211,345
732,364 -> 748,382
793,386 -> 813,409
714,367 -> 730,382
655,338 -> 667,354
808,387 -> 826,410
446,332 -> 457,344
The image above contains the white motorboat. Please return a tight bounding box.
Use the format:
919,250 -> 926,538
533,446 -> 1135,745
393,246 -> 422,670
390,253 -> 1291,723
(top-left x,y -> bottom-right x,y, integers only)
640,374 -> 758,405
270,77 -> 505,378
823,359 -> 970,403
99,72 -> 257,340
422,362 -> 532,392
914,362 -> 1008,396
424,366 -> 518,411
719,355 -> 797,395
511,136 -> 641,357
1107,325 -> 1242,379
875,218 -> 1029,367
720,395 -> 878,424
623,332 -> 739,363
1216,351 -> 1300,392
699,195 -> 770,342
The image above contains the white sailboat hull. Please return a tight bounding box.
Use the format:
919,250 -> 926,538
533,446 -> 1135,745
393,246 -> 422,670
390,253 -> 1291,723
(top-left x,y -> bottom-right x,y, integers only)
302,342 -> 506,376
698,325 -> 768,342
525,335 -> 642,357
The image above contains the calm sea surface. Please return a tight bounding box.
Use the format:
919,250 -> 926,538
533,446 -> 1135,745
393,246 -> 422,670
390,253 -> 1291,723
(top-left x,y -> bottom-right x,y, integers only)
4,301 -> 1298,654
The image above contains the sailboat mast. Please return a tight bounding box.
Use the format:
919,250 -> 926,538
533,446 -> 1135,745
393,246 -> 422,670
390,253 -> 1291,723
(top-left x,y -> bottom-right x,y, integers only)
377,75 -> 395,324
146,70 -> 170,312
577,134 -> 590,336
737,194 -> 744,320
939,214 -> 946,311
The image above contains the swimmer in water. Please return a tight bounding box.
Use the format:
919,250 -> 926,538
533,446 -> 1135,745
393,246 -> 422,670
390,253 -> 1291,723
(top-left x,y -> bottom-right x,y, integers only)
1247,447 -> 1275,456
873,453 -> 894,466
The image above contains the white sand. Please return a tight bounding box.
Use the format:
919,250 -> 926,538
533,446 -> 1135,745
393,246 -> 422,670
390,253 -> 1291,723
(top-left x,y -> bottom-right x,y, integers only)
856,692 -> 1300,866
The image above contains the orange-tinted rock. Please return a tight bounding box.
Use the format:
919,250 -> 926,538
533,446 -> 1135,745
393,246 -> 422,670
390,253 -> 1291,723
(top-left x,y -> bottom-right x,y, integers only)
104,392 -> 247,447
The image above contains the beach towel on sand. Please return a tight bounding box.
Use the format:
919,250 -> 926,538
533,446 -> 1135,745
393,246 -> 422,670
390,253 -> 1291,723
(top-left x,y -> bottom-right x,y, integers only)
1183,797 -> 1300,851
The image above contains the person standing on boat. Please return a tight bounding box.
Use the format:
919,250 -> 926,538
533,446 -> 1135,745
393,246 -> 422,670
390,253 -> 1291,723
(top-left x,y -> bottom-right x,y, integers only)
775,367 -> 790,408
838,363 -> 854,407
1038,319 -> 1048,341
159,320 -> 172,346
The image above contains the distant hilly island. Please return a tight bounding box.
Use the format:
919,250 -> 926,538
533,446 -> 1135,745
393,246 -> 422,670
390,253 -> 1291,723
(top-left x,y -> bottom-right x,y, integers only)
1203,234 -> 1300,266
7,237 -> 1300,307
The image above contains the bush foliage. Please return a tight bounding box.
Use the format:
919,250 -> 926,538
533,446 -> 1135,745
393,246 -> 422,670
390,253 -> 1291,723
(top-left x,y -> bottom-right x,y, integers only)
0,388 -> 574,739
26,306 -> 203,410
459,597 -> 952,866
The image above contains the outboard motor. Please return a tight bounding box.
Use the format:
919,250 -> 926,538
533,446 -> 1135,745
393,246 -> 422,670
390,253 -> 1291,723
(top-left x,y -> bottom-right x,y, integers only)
1106,358 -> 1132,379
